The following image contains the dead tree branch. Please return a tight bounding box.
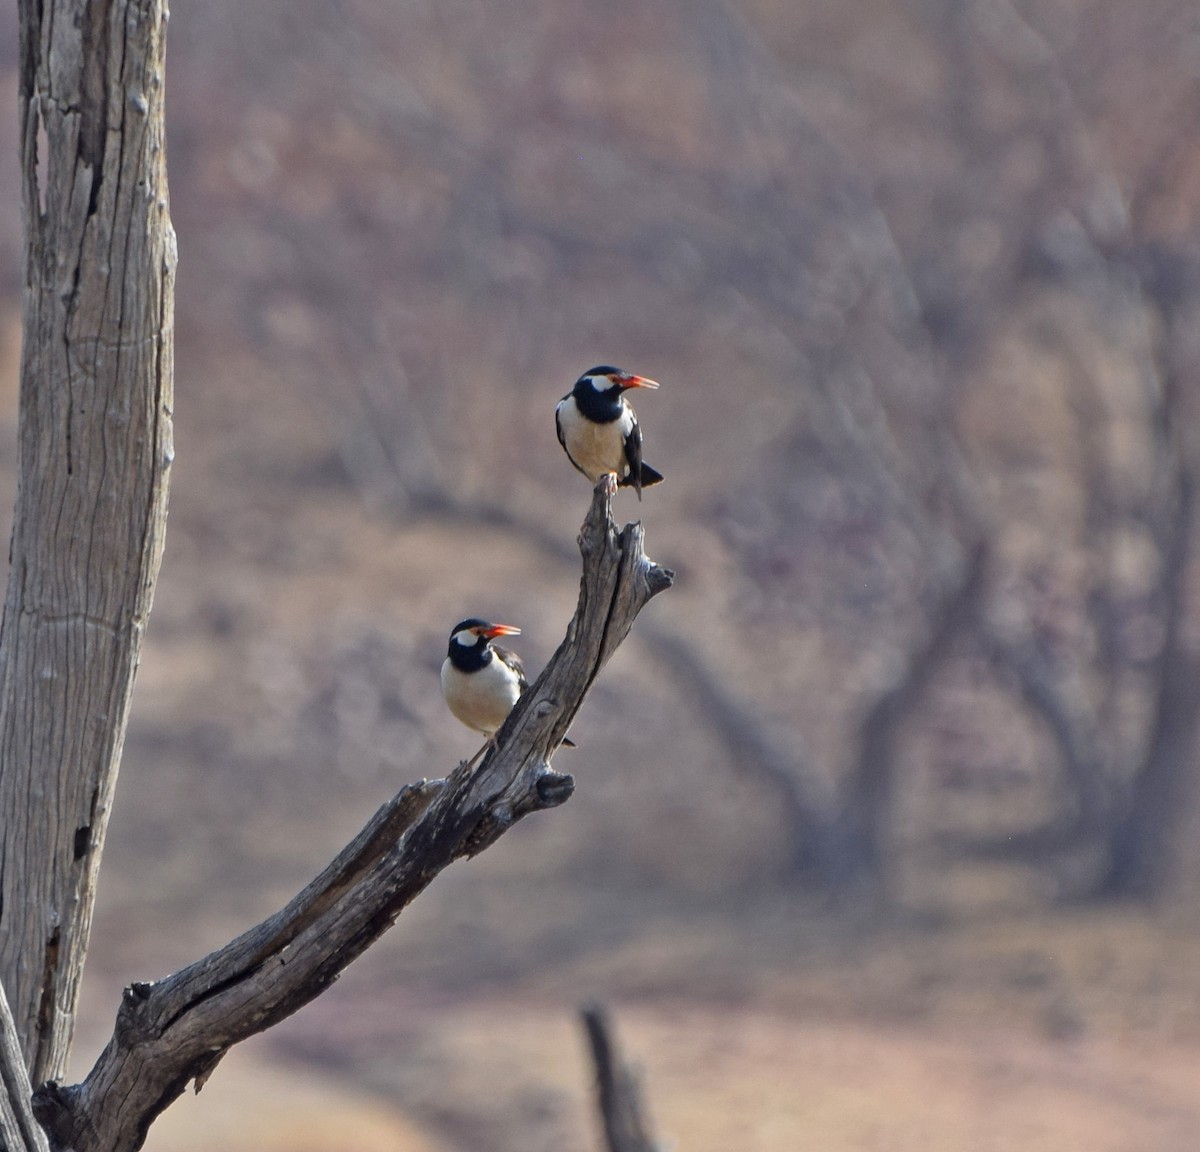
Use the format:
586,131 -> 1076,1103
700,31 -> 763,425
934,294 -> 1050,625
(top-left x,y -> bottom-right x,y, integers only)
581,1004 -> 662,1152
28,479 -> 672,1152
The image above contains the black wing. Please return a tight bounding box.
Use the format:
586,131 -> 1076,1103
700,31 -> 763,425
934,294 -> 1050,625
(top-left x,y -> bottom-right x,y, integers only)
493,645 -> 528,693
620,416 -> 663,498
621,417 -> 647,501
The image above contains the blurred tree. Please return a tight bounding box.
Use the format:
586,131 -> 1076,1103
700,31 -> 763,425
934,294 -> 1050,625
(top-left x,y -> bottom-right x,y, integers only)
674,0 -> 1200,904
844,0 -> 1200,903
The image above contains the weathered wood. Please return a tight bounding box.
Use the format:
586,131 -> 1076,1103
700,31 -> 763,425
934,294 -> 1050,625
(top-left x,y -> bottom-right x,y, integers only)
581,1004 -> 662,1152
0,984 -> 50,1152
31,479 -> 671,1152
0,0 -> 175,1085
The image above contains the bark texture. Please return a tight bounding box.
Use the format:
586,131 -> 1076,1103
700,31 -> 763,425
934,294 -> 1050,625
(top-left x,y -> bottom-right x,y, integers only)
0,985 -> 49,1152
31,479 -> 671,1152
1,0 -> 175,1085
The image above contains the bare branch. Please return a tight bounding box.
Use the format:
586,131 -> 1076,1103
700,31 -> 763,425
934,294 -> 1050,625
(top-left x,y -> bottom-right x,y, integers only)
581,1004 -> 662,1152
32,479 -> 672,1152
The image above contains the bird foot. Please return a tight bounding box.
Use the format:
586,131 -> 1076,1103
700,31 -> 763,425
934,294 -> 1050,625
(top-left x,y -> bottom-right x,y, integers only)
465,738 -> 495,769
599,473 -> 618,497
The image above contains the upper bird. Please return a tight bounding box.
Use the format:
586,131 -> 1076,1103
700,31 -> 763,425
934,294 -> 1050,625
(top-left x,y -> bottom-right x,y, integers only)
556,365 -> 663,499
441,618 -> 575,764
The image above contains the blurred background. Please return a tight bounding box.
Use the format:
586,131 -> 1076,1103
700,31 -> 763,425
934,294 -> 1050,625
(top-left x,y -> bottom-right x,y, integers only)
4,1 -> 1200,1148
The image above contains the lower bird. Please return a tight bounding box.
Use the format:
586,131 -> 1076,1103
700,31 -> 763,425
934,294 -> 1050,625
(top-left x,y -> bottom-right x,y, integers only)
555,365 -> 664,499
441,618 -> 573,765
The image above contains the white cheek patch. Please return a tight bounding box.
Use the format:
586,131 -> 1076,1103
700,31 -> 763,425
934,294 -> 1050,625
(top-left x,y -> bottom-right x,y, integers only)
589,376 -> 613,393
453,631 -> 476,647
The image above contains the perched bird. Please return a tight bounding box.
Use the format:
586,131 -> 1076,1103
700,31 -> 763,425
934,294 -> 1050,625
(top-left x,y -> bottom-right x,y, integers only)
441,618 -> 574,764
556,365 -> 663,499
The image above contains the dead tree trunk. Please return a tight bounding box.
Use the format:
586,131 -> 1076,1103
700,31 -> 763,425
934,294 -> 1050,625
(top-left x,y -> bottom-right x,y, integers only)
0,0 -> 175,1085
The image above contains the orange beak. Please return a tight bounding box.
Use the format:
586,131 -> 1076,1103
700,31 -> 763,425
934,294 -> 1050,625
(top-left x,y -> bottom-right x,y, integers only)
482,623 -> 521,638
615,372 -> 659,390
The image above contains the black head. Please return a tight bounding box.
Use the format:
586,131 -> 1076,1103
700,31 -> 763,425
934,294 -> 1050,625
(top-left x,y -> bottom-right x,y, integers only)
449,617 -> 491,640
447,618 -> 522,663
572,366 -> 660,400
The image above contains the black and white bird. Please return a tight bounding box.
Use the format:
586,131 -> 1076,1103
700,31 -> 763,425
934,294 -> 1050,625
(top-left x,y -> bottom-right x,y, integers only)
441,618 -> 575,764
555,365 -> 663,499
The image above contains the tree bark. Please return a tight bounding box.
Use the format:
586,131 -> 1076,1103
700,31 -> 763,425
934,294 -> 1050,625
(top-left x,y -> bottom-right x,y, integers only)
0,0 -> 174,1084
30,479 -> 671,1152
0,985 -> 50,1152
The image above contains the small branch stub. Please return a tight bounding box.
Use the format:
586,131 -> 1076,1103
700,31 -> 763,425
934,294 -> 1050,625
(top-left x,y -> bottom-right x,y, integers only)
536,768 -> 575,806
581,1003 -> 663,1152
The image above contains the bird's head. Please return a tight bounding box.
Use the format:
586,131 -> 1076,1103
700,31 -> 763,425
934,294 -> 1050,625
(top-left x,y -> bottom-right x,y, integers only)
574,365 -> 660,398
448,618 -> 521,653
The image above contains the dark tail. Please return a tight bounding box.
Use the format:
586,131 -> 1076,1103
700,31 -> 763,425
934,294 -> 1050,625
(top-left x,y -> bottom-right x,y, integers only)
618,463 -> 664,494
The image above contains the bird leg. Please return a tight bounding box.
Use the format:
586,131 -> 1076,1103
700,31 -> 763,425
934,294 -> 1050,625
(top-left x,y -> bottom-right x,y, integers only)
465,735 -> 497,769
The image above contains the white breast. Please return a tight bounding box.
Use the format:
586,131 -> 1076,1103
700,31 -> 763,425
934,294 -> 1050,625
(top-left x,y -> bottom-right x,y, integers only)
441,655 -> 523,735
557,397 -> 635,482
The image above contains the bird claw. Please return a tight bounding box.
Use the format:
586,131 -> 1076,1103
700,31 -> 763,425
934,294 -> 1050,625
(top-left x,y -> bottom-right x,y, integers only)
599,473 -> 618,497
